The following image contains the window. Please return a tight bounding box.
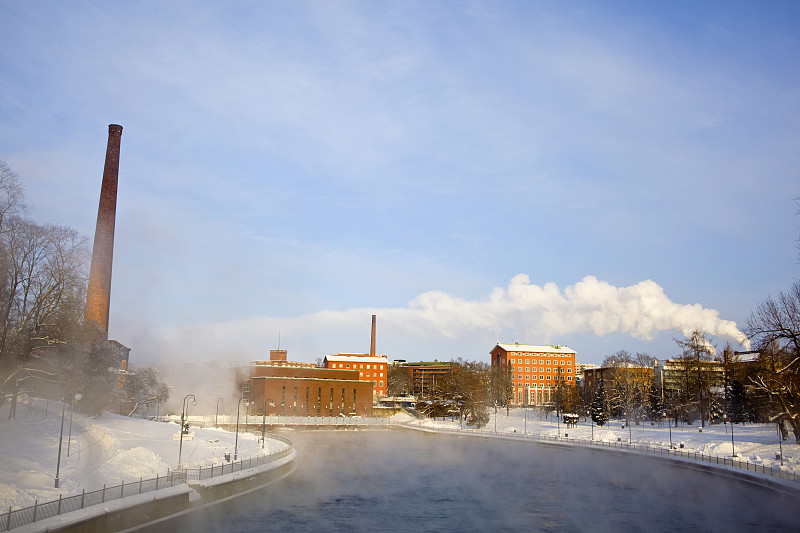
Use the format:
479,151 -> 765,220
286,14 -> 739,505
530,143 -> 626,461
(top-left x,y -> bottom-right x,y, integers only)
510,359 -> 515,364
359,372 -> 363,377
367,364 -> 371,369
525,359 -> 530,364
525,367 -> 529,372
379,381 -> 383,386
346,363 -> 350,368
539,360 -> 544,364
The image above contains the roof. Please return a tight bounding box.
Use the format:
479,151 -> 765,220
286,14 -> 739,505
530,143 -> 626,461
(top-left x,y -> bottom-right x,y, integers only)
493,343 -> 576,355
325,354 -> 388,364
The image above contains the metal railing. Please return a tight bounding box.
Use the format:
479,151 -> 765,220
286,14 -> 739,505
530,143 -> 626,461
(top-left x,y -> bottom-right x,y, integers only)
397,423 -> 800,484
0,471 -> 186,532
182,432 -> 295,481
0,433 -> 296,531
199,415 -> 391,428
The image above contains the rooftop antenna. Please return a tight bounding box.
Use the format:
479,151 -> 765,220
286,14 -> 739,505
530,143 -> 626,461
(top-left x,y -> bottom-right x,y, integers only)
278,330 -> 281,350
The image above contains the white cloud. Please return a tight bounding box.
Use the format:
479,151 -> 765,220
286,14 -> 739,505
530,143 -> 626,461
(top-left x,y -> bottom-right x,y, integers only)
131,274 -> 749,364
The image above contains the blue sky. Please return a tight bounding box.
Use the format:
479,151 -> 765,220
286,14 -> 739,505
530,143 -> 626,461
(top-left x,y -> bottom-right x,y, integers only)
1,1 -> 798,365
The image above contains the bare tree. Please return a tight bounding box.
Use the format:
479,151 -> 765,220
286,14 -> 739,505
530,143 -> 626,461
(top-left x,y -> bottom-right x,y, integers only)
126,365 -> 171,416
673,331 -> 716,427
745,281 -> 800,442
0,163 -> 89,409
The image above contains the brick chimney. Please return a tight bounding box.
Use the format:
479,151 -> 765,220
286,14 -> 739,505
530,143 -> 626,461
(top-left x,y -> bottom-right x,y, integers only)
84,124 -> 123,337
370,314 -> 376,357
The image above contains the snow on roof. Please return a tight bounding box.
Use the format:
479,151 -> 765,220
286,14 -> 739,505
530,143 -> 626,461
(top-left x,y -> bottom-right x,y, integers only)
325,354 -> 388,364
494,343 -> 576,355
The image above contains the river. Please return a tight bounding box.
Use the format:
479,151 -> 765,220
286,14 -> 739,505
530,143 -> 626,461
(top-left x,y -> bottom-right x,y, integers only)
164,429 -> 799,532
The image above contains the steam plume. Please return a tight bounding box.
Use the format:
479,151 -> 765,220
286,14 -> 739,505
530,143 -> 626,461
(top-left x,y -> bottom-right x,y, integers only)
392,274 -> 750,349
142,274 -> 750,362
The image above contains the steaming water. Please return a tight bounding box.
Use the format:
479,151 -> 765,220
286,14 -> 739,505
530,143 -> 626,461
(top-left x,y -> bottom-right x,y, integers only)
168,430 -> 799,532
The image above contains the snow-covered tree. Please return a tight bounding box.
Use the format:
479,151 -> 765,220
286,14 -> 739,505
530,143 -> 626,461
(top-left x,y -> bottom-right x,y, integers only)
590,381 -> 609,426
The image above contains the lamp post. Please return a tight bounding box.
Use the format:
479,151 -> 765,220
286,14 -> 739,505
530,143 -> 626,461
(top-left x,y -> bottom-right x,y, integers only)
234,396 -> 244,461
261,399 -> 274,449
215,397 -> 223,428
54,394 -> 67,488
730,419 -> 736,457
66,393 -> 83,457
178,394 -> 196,469
777,424 -> 784,466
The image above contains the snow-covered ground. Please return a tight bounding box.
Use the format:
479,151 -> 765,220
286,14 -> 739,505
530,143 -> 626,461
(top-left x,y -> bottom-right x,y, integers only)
1,398 -> 797,516
0,398 -> 286,512
391,408 -> 799,476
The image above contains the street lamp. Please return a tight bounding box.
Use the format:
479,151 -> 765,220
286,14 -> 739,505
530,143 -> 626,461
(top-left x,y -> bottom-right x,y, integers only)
66,393 -> 83,457
178,394 -> 197,468
215,397 -> 223,428
54,394 -> 67,488
234,396 -> 245,461
261,399 -> 275,449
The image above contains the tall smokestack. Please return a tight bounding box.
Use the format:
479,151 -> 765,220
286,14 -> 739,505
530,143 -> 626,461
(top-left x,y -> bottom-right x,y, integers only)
84,124 -> 123,338
370,314 -> 376,357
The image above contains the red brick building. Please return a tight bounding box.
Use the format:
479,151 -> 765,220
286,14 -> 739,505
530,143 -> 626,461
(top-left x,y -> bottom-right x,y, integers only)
323,354 -> 388,400
490,343 -> 577,406
247,350 -> 373,417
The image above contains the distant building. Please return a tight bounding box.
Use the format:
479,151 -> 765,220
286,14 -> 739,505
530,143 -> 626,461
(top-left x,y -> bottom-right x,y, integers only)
248,350 -> 374,417
401,361 -> 456,397
574,362 -> 597,388
324,354 -> 388,400
490,343 -> 577,406
583,364 -> 654,393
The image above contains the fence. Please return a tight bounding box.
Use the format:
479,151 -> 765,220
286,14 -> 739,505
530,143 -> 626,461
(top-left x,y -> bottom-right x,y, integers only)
399,423 -> 800,484
0,471 -> 186,532
183,432 -> 295,482
0,432 -> 296,531
182,415 -> 391,429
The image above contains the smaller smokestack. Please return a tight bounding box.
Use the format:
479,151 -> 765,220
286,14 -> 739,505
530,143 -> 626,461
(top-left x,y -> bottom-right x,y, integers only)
370,315 -> 376,357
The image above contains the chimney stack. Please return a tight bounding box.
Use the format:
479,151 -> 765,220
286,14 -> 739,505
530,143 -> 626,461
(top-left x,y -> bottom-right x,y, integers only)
370,314 -> 376,357
84,124 -> 123,337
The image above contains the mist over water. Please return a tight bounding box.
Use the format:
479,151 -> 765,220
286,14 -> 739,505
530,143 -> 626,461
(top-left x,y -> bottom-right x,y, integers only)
165,430 -> 798,532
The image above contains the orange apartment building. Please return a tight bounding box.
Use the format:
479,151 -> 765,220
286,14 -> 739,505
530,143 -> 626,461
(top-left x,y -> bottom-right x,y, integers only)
324,353 -> 388,400
247,350 -> 374,417
490,343 -> 577,406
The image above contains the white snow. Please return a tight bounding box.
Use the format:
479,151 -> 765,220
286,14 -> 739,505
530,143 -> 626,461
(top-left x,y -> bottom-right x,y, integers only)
0,398 -> 288,512
390,408 -> 799,475
1,396 -> 797,516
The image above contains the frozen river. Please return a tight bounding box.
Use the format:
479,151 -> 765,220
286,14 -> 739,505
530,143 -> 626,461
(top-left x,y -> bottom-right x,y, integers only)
162,429 -> 799,532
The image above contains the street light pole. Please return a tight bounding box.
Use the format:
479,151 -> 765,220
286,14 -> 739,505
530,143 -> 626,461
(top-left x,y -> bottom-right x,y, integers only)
54,395 -> 67,488
234,397 -> 243,461
66,393 -> 82,457
215,397 -> 223,428
261,399 -> 274,449
178,394 -> 196,469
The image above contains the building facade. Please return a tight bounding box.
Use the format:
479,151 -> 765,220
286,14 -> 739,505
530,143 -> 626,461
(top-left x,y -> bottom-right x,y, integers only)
324,354 -> 388,400
247,350 -> 374,417
401,361 -> 456,398
490,343 -> 577,406
582,365 -> 654,393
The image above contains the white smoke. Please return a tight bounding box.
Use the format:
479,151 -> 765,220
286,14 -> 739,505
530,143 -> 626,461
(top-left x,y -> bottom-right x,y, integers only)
395,274 -> 750,348
136,274 -> 750,363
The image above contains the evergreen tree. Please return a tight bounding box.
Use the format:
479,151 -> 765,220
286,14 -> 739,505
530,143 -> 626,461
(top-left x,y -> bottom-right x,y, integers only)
726,380 -> 747,424
646,384 -> 663,423
590,381 -> 609,427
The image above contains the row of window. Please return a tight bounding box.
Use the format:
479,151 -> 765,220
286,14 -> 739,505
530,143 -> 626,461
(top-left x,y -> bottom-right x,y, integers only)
510,359 -> 572,365
511,367 -> 572,373
513,376 -> 573,386
331,363 -> 385,370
